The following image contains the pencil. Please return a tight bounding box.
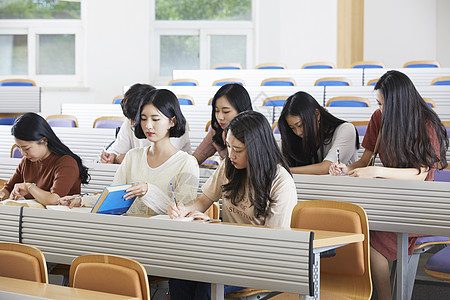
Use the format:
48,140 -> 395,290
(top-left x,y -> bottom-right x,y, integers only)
170,183 -> 177,206
337,147 -> 340,164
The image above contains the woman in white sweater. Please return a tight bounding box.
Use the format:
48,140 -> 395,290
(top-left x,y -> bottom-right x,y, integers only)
60,89 -> 199,216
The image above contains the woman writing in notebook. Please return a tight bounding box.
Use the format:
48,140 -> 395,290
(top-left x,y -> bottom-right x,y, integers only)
278,91 -> 359,174
0,113 -> 90,206
60,89 -> 199,216
192,83 -> 253,165
330,70 -> 448,300
168,111 -> 298,299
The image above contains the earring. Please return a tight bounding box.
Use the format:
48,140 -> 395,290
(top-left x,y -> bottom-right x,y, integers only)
44,142 -> 48,146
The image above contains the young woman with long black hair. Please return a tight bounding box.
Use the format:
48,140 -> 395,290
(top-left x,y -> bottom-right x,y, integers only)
0,112 -> 90,205
192,83 -> 253,165
168,111 -> 297,299
330,70 -> 448,300
278,91 -> 359,174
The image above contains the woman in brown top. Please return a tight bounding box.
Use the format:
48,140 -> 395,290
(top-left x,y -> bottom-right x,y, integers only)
192,83 -> 253,164
0,113 -> 90,206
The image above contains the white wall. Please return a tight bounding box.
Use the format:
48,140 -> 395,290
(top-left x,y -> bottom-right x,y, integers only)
364,0 -> 438,68
39,0 -> 449,117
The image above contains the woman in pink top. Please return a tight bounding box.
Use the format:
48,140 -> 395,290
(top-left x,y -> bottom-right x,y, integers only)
330,70 -> 448,300
192,83 -> 253,165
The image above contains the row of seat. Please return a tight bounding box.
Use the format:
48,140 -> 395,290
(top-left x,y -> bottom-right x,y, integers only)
211,60 -> 442,70
167,75 -> 450,88
0,115 -> 124,128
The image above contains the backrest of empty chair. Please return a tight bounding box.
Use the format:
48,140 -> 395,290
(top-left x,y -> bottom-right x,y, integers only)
326,96 -> 369,107
315,77 -> 351,86
46,115 -> 78,128
301,62 -> 335,69
70,254 -> 149,300
0,118 -> 16,125
261,77 -> 295,86
213,63 -> 243,70
434,169 -> 450,182
351,121 -> 369,136
263,96 -> 288,107
168,79 -> 199,86
367,78 -> 379,86
431,76 -> 450,86
403,60 -> 440,68
93,117 -> 124,129
351,61 -> 385,69
212,78 -> 245,86
176,95 -> 194,105
11,145 -> 23,158
113,95 -> 124,104
0,242 -> 48,283
0,79 -> 36,86
255,63 -> 286,70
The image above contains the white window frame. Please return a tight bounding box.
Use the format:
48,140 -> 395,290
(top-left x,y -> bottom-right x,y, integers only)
0,6 -> 84,87
151,0 -> 256,84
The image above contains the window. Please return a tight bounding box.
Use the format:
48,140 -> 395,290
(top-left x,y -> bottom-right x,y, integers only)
153,0 -> 254,79
0,0 -> 83,86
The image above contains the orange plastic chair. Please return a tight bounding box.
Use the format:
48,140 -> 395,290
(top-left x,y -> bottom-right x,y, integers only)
301,62 -> 335,69
0,79 -> 36,86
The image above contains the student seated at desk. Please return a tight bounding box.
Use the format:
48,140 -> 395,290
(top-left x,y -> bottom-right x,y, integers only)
168,111 -> 297,300
99,83 -> 191,164
60,89 -> 199,216
0,113 -> 90,206
278,91 -> 359,175
192,83 -> 253,165
330,70 -> 449,300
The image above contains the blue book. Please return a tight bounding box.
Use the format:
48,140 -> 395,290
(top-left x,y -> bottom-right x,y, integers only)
90,184 -> 136,215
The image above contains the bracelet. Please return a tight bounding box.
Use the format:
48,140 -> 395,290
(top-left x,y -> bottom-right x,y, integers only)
27,183 -> 37,193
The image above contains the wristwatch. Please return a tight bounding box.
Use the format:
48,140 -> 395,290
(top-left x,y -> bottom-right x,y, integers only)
27,183 -> 37,193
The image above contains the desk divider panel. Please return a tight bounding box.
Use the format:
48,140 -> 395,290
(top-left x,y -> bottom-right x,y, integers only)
19,208 -> 313,296
0,86 -> 40,113
0,206 -> 22,243
293,174 -> 450,236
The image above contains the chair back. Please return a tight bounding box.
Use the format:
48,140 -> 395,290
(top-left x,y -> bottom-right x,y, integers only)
11,145 -> 23,158
351,121 -> 369,136
212,78 -> 245,86
255,63 -> 286,70
0,118 -> 17,125
326,96 -> 369,107
351,61 -> 385,69
70,254 -> 149,300
404,60 -> 440,68
212,63 -> 242,70
93,116 -> 124,128
443,121 -> 450,136
301,62 -> 335,69
271,121 -> 280,134
261,77 -> 295,86
46,114 -> 78,127
205,202 -> 220,219
176,95 -> 194,105
434,169 -> 450,182
0,242 -> 48,283
168,79 -> 199,86
423,98 -> 436,108
291,200 -> 372,299
0,79 -> 36,86
112,95 -> 124,104
315,77 -> 351,86
205,120 -> 212,132
431,76 -> 450,86
367,78 -> 379,86
262,96 -> 288,107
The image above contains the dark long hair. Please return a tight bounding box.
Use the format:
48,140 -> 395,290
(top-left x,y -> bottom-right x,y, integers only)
121,83 -> 156,120
278,91 -> 359,166
134,89 -> 187,138
222,111 -> 290,219
11,113 -> 90,184
210,84 -> 253,149
375,70 -> 448,170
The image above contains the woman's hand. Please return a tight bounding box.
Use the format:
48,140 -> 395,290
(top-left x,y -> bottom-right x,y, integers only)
9,183 -> 30,200
348,166 -> 377,178
168,201 -> 187,219
124,183 -> 148,200
0,190 -> 8,201
58,195 -> 82,208
329,161 -> 349,176
186,211 -> 210,221
99,152 -> 116,164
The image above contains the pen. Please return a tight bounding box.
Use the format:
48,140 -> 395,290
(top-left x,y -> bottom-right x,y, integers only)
337,147 -> 340,164
103,146 -> 109,163
170,183 -> 177,206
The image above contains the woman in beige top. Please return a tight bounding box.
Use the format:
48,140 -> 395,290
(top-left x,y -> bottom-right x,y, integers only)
168,111 -> 297,299
192,83 -> 253,165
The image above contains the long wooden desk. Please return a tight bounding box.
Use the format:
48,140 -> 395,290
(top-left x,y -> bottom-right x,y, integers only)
0,206 -> 363,300
0,276 -> 138,299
